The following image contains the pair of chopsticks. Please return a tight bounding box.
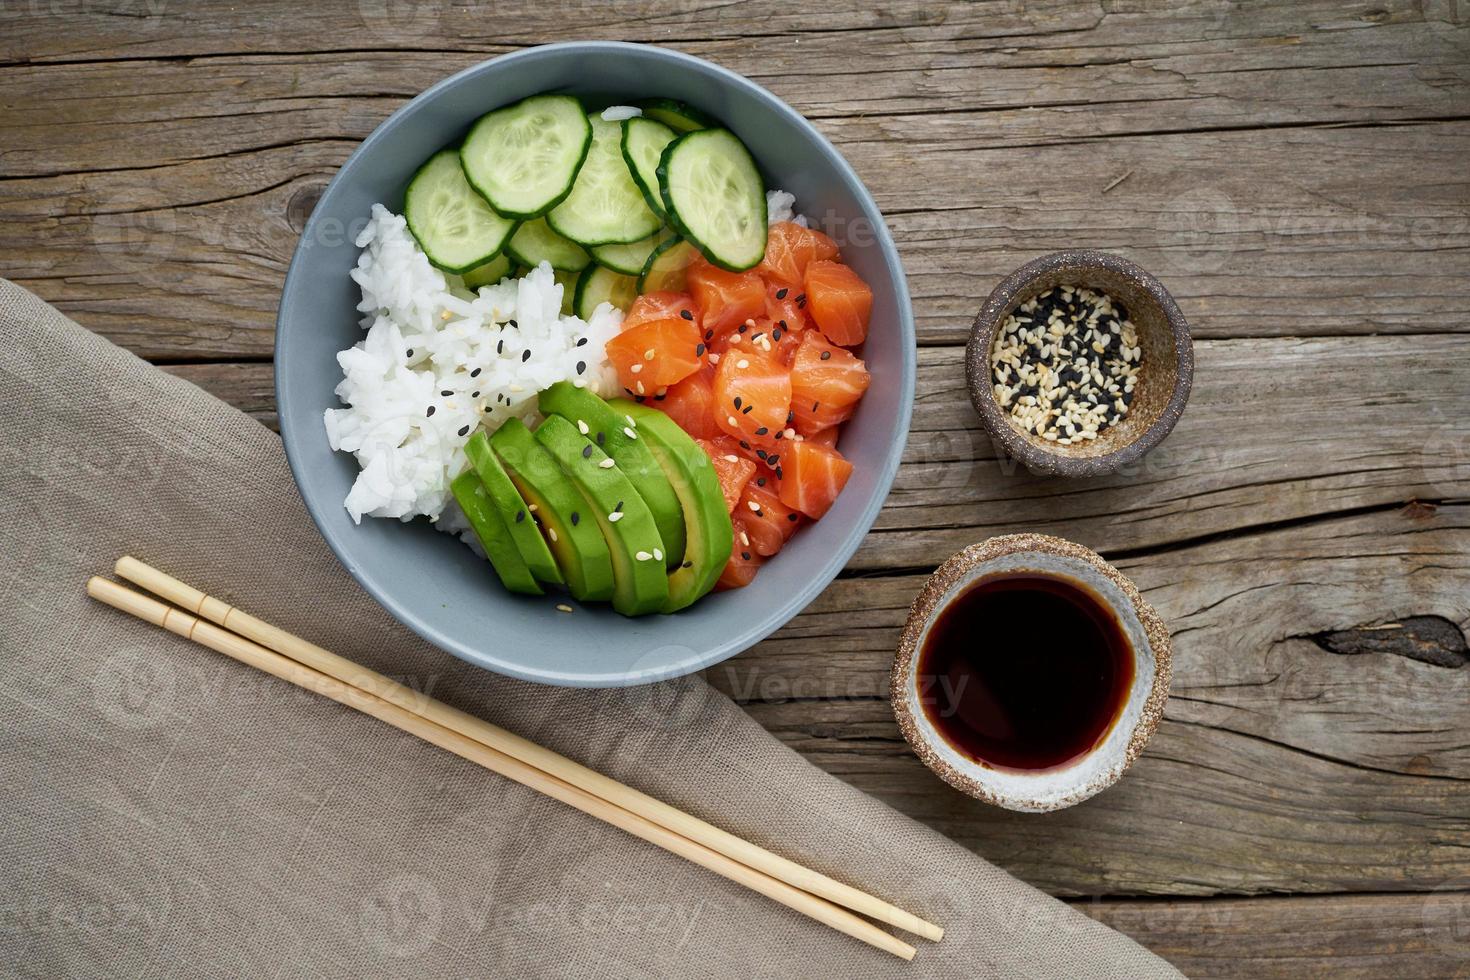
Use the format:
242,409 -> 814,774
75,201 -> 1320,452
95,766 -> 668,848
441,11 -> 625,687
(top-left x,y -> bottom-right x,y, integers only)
87,558 -> 942,960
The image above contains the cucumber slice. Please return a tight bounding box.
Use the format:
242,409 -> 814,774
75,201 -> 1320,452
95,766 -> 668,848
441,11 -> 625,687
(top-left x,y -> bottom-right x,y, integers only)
638,98 -> 715,134
460,94 -> 591,219
590,225 -> 675,276
547,115 -> 662,247
574,264 -> 637,320
461,253 -> 513,291
506,217 -> 591,271
658,129 -> 767,272
620,117 -> 679,220
637,237 -> 700,294
404,150 -> 517,273
553,269 -> 577,316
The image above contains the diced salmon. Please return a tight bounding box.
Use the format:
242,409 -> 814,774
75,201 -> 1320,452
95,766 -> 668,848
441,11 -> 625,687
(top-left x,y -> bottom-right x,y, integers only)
758,221 -> 839,287
688,261 -> 766,336
789,330 -> 871,434
659,371 -> 720,439
623,291 -> 699,330
711,346 -> 791,451
803,260 -> 872,347
606,316 -> 703,394
777,440 -> 853,519
709,316 -> 800,366
806,426 -> 839,449
698,437 -> 757,513
764,282 -> 812,342
738,477 -> 802,557
717,515 -> 765,589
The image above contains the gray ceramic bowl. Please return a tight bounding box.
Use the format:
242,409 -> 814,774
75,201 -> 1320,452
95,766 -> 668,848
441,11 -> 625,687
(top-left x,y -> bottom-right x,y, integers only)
276,42 -> 915,687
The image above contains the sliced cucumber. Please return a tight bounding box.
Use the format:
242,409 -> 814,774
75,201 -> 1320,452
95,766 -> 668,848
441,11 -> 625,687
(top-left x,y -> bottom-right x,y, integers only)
658,129 -> 767,272
638,237 -> 700,294
461,253 -> 513,291
404,150 -> 517,273
574,264 -> 638,320
590,225 -> 675,276
460,94 -> 591,219
620,116 -> 679,220
553,268 -> 577,316
638,98 -> 715,134
547,115 -> 662,247
506,217 -> 591,271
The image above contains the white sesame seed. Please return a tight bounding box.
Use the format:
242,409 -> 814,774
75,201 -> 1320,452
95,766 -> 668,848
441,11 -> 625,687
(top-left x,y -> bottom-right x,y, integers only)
736,359 -> 749,369
608,511 -> 624,522
723,454 -> 739,462
598,458 -> 616,469
631,363 -> 642,373
635,551 -> 652,562
547,527 -> 558,542
623,426 -> 638,439
747,500 -> 761,512
653,548 -> 663,561
577,419 -> 589,435
556,603 -> 574,613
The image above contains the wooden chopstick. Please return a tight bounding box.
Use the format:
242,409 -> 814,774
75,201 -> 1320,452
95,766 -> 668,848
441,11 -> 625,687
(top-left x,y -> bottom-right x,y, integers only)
87,575 -> 920,961
112,556 -> 944,944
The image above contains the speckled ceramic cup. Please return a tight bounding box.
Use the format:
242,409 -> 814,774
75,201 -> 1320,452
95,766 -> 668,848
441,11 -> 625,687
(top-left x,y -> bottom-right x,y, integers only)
890,534 -> 1171,812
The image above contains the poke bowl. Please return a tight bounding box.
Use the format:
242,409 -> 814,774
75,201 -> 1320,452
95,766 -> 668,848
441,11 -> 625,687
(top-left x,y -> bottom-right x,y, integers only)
276,41 -> 915,687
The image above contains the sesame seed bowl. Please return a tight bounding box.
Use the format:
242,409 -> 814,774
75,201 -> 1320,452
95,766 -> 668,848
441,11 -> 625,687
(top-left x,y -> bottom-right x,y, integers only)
964,250 -> 1193,477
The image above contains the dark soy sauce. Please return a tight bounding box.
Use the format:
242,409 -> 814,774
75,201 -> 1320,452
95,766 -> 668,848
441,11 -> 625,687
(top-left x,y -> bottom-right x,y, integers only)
918,573 -> 1134,772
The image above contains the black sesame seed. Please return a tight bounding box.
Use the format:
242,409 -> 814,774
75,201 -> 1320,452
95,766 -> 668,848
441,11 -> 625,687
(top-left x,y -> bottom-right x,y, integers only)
522,349 -> 532,362
775,466 -> 783,479
756,477 -> 766,487
733,396 -> 743,409
795,293 -> 806,307
470,367 -> 482,378
406,348 -> 414,357
741,552 -> 751,561
786,513 -> 798,522
576,336 -> 588,347
507,319 -> 518,328
774,431 -> 784,440
571,512 -> 580,526
812,401 -> 820,412
680,309 -> 693,321
775,288 -> 788,299
738,323 -> 748,333
771,329 -> 781,342
682,560 -> 693,569
767,453 -> 780,465
755,426 -> 768,436
576,361 -> 586,375
582,445 -> 593,459
515,510 -> 525,523
497,339 -> 505,354
597,432 -> 606,445
696,343 -> 706,356
742,405 -> 753,415
739,440 -> 750,450
458,425 -> 470,437
756,449 -> 768,460
654,392 -> 666,401
786,410 -> 795,424
614,500 -> 623,512
426,405 -> 435,417
471,391 -> 480,398
704,329 -> 714,341
441,389 -> 453,397
820,350 -> 831,361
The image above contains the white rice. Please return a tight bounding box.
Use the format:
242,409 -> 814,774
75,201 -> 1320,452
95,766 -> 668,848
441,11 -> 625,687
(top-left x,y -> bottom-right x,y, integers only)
765,189 -> 809,227
325,204 -> 622,525
600,105 -> 642,122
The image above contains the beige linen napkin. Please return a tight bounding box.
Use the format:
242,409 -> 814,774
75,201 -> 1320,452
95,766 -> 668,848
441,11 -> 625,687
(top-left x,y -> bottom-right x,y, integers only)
0,279 -> 1180,978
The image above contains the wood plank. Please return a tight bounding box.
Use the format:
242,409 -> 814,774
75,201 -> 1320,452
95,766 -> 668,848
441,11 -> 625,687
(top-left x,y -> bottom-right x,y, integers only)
1077,892 -> 1470,979
2,7 -> 1466,356
167,334 -> 1470,559
705,506 -> 1470,895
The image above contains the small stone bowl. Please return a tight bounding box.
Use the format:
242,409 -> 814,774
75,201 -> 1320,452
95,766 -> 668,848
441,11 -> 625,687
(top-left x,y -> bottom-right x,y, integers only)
890,534 -> 1171,812
965,250 -> 1194,477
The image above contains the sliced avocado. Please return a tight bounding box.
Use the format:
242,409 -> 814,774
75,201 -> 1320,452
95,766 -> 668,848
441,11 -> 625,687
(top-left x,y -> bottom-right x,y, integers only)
491,418 -> 615,602
614,400 -> 734,613
535,414 -> 669,616
537,381 -> 686,567
464,431 -> 563,586
449,470 -> 542,595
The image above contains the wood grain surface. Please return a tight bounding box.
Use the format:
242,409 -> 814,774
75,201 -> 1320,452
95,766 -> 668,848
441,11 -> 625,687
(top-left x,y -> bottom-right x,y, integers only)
5,1 -> 1468,975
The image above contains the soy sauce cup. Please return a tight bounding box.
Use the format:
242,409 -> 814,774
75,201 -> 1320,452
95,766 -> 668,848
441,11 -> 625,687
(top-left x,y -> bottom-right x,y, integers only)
890,534 -> 1171,812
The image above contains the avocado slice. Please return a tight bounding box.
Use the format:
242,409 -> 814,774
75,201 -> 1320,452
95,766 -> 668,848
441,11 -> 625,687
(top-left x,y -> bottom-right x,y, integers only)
613,400 -> 734,613
490,418 -> 615,602
537,381 -> 686,567
464,431 -> 563,586
535,414 -> 669,616
449,470 -> 542,595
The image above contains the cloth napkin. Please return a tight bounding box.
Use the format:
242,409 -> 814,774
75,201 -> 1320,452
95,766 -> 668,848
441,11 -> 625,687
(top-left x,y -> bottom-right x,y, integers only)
0,279 -> 1180,978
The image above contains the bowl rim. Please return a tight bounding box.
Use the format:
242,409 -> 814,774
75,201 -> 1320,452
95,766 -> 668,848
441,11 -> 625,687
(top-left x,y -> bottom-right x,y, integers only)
964,249 -> 1194,477
888,533 -> 1172,811
275,41 -> 915,687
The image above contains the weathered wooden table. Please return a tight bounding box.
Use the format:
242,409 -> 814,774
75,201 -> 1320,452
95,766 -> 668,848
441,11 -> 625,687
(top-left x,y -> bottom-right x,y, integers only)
5,2 -> 1468,974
